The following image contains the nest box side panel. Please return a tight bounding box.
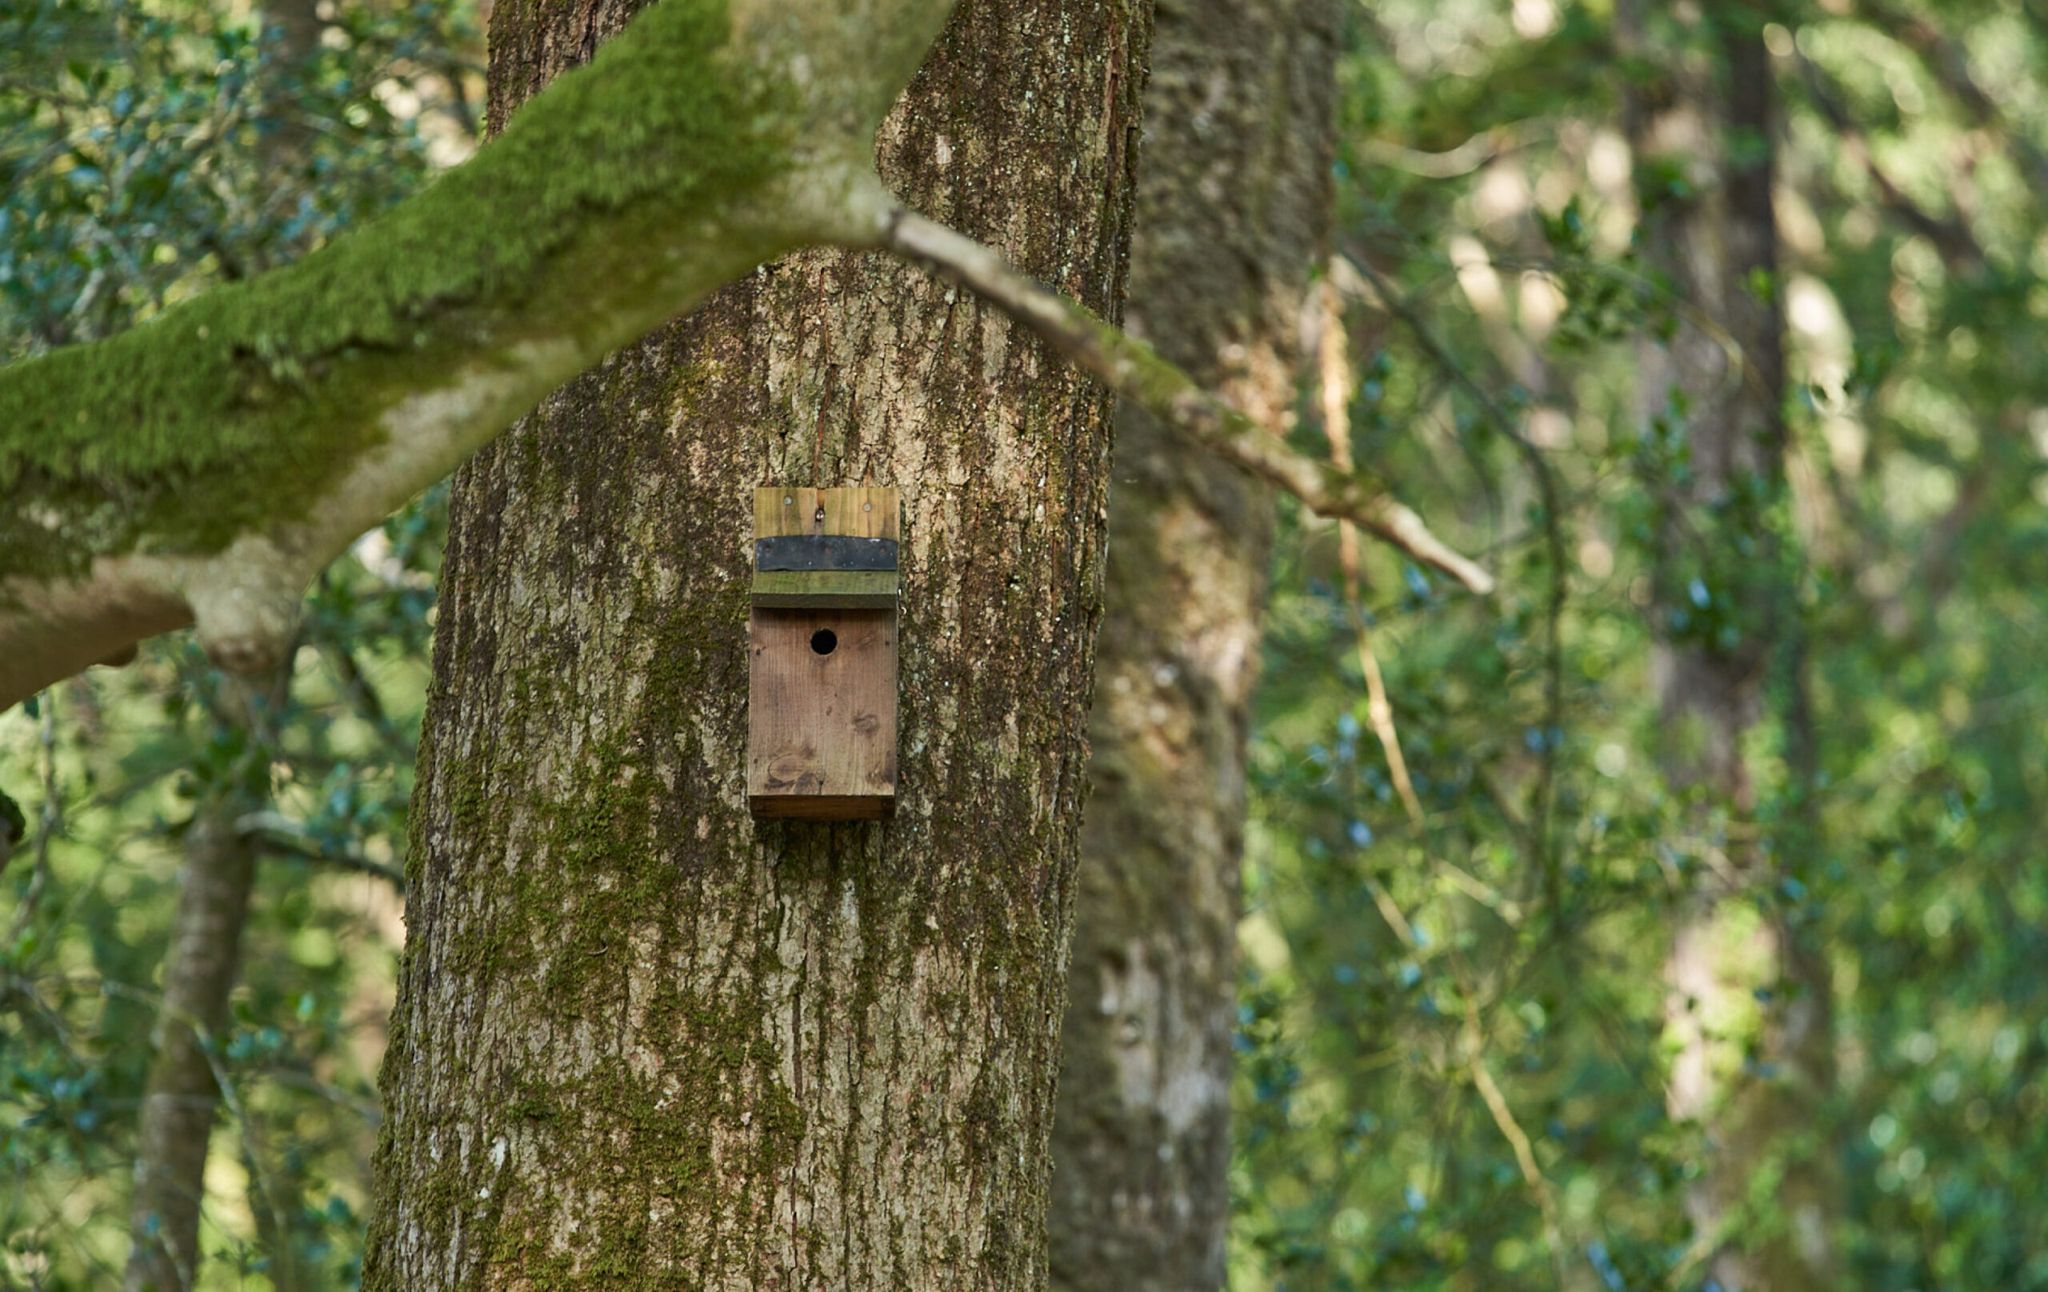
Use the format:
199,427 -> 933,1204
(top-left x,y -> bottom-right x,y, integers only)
747,486 -> 900,820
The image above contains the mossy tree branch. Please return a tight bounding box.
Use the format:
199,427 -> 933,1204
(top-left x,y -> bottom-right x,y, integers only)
0,0 -> 953,707
1,0 -> 1489,713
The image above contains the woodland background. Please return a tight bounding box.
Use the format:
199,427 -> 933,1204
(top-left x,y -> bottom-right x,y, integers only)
4,0 -> 2046,1287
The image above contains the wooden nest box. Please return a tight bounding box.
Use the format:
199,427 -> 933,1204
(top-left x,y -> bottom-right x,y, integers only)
747,486 -> 900,820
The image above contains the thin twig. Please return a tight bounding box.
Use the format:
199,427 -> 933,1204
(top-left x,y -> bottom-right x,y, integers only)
1355,122 -> 1538,179
1463,996 -> 1579,1290
1343,251 -> 1568,918
236,811 -> 407,892
1318,279 -> 1430,823
1437,860 -> 1524,925
194,1025 -> 294,1285
1794,48 -> 1984,271
316,627 -> 410,758
1364,875 -> 1422,950
1850,0 -> 2048,201
880,209 -> 1496,595
107,974 -> 289,1289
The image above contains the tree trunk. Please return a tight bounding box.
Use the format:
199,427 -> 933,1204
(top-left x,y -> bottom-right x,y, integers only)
1046,1 -> 1335,1288
257,0 -> 325,202
124,800 -> 261,1291
1620,8 -> 1837,1287
361,1 -> 1146,1286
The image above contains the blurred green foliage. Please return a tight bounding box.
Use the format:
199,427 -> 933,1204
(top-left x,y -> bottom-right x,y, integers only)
1231,1 -> 2048,1289
5,0 -> 2048,1288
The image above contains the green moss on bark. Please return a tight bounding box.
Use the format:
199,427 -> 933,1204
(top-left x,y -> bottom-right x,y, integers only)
0,0 -> 784,581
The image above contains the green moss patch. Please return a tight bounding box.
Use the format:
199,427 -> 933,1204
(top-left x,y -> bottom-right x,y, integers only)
0,0 -> 786,581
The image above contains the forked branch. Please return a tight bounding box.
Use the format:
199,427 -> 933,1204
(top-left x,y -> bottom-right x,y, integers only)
879,210 -> 1495,595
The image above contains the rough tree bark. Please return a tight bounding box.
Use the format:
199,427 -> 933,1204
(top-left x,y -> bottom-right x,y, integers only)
1047,1 -> 1336,1288
360,0 -> 1146,1286
1620,7 -> 1838,1287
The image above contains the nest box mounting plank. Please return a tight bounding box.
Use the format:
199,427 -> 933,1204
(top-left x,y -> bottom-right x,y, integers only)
747,486 -> 900,820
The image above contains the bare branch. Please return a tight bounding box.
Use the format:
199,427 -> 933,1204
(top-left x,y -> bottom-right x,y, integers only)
2,0 -> 1492,713
1794,48 -> 1985,272
1853,0 -> 2048,201
1462,997 -> 1581,1290
1338,251 -> 1569,892
236,811 -> 408,892
1316,280 -> 1427,822
879,209 -> 1496,595
1356,124 -> 1536,179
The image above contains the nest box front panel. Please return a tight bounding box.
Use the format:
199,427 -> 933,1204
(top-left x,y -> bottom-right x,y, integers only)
747,487 -> 899,820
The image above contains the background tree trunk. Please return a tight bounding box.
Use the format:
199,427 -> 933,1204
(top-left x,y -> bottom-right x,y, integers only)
256,0 -> 326,210
1046,1 -> 1335,1289
124,664 -> 291,1291
361,1 -> 1147,1287
124,817 -> 258,1292
1620,8 -> 1838,1287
